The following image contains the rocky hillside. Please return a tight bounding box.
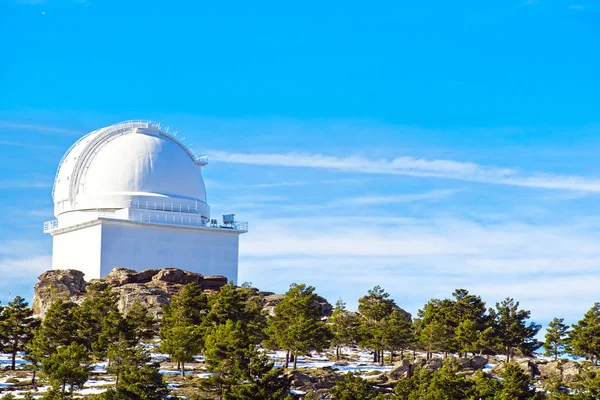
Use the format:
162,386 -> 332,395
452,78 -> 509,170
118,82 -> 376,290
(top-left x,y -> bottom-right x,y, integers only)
32,267 -> 334,319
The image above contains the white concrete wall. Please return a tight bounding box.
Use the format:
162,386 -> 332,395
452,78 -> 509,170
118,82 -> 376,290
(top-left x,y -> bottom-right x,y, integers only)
99,221 -> 240,284
52,224 -> 103,280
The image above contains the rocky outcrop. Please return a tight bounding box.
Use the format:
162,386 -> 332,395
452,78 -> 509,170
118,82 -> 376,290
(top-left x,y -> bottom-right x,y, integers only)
33,268 -> 335,321
261,293 -> 334,317
33,268 -> 228,319
32,269 -> 88,317
536,360 -> 581,384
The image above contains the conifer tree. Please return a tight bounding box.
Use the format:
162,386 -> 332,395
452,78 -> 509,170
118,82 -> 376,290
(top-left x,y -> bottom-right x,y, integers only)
41,343 -> 91,395
418,298 -> 458,358
493,298 -> 541,362
32,299 -> 79,356
202,282 -> 266,343
329,299 -> 362,360
544,317 -> 570,361
203,320 -> 289,399
330,373 -> 379,400
0,296 -> 39,370
381,309 -> 413,364
497,362 -> 541,400
159,283 -> 209,376
357,286 -> 398,364
124,301 -> 156,344
265,283 -> 331,369
569,303 -> 600,364
75,286 -> 125,358
104,339 -> 168,400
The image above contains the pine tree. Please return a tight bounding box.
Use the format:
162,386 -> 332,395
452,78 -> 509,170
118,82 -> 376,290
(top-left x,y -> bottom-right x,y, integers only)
418,298 -> 458,358
160,324 -> 203,377
381,309 -> 413,364
203,320 -> 290,399
159,283 -> 209,376
544,317 -> 570,361
41,343 -> 91,394
0,296 -> 39,370
106,336 -> 149,385
124,301 -> 156,344
32,299 -> 79,356
569,303 -> 600,364
75,287 -> 126,359
496,362 -> 540,400
202,282 -> 266,343
357,286 -> 399,364
265,283 -> 331,369
329,299 -> 362,360
160,283 -> 208,331
330,373 -> 379,400
493,298 -> 541,362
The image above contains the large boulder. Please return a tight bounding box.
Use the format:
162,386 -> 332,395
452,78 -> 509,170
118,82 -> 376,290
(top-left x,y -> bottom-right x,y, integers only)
491,360 -> 539,378
32,269 -> 88,316
537,360 -> 581,384
390,359 -> 413,380
261,293 -> 333,317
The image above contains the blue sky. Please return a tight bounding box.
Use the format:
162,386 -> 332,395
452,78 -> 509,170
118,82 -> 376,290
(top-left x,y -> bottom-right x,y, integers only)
1,0 -> 600,327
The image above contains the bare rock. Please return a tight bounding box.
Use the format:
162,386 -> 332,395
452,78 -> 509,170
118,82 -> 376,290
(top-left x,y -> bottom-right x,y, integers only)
423,358 -> 444,372
491,360 -> 539,378
458,356 -> 489,370
390,359 -> 413,380
261,293 -> 333,318
537,360 -> 581,384
33,267 -> 228,319
32,269 -> 87,316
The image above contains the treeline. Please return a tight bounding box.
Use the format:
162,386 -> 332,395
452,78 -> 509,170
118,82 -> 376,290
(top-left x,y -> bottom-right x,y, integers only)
1,282 -> 600,399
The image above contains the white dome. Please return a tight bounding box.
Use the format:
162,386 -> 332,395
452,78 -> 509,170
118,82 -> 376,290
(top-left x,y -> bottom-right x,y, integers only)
53,121 -> 209,218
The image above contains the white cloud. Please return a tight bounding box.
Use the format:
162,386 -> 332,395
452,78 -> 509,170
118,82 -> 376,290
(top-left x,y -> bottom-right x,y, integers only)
0,180 -> 52,189
238,215 -> 600,323
208,151 -> 600,192
331,189 -> 457,206
0,121 -> 82,136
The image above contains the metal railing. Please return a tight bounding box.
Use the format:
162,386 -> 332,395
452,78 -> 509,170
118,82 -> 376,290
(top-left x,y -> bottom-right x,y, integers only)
43,215 -> 248,233
130,200 -> 205,214
43,219 -> 59,233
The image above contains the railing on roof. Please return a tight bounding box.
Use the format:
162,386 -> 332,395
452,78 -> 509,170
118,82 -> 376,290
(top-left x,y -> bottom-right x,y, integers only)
43,215 -> 248,234
129,200 -> 205,214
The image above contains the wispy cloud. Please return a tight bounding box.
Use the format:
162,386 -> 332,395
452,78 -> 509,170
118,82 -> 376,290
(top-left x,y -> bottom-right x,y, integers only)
0,180 -> 52,189
0,140 -> 59,150
331,189 -> 457,206
0,121 -> 82,136
209,151 -> 600,193
238,214 -> 600,322
568,4 -> 584,9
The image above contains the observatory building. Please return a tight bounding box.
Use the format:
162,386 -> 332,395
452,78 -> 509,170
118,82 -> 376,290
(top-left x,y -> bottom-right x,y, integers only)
44,120 -> 247,283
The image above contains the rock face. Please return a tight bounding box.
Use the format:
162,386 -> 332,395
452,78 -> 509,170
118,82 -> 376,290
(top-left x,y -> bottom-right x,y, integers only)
536,360 -> 581,384
261,293 -> 334,317
33,268 -> 228,319
33,268 -> 336,321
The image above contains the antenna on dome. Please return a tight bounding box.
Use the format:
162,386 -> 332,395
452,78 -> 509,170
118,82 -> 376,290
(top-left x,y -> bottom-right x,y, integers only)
165,127 -> 170,133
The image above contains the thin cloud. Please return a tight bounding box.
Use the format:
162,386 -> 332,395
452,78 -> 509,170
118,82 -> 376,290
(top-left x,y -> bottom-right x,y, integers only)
238,214 -> 600,322
331,189 -> 457,206
0,180 -> 52,189
0,121 -> 82,136
0,140 -> 59,150
209,151 -> 600,193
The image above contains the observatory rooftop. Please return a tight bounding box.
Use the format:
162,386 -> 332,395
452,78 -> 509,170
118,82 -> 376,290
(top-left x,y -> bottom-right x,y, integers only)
52,120 -> 209,218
